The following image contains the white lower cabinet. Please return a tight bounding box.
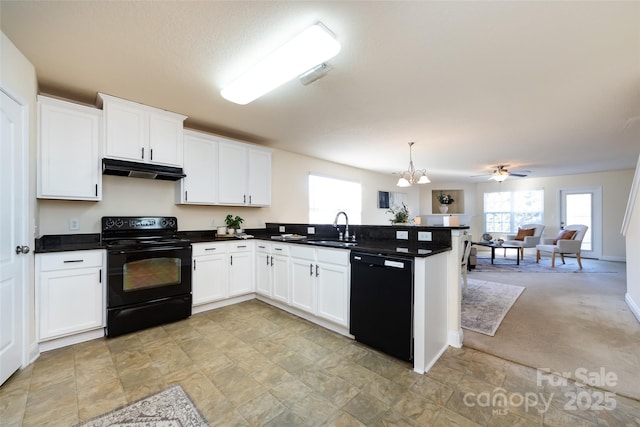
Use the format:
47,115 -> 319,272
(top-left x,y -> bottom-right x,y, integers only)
315,249 -> 350,327
289,245 -> 350,327
228,242 -> 254,296
271,246 -> 290,304
36,250 -> 105,341
255,243 -> 272,296
192,241 -> 254,306
192,242 -> 227,305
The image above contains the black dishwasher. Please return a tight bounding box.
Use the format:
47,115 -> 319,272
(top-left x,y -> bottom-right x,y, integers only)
350,251 -> 414,362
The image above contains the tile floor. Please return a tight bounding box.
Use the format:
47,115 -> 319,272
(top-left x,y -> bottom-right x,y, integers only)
1,300 -> 639,426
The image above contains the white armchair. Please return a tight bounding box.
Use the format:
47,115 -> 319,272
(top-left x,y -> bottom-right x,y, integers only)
536,225 -> 589,268
503,223 -> 546,259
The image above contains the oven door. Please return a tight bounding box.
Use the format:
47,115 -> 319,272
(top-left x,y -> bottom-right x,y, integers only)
107,245 -> 192,308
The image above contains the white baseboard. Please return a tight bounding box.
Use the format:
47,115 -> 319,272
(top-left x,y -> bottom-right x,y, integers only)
27,341 -> 39,366
625,293 -> 640,323
39,328 -> 105,353
600,256 -> 626,262
414,343 -> 449,375
448,328 -> 464,348
192,293 -> 255,314
256,295 -> 352,338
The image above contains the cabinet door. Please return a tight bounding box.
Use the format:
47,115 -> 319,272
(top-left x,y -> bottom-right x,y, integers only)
192,253 -> 227,305
229,250 -> 254,296
218,141 -> 248,205
247,148 -> 271,206
148,114 -> 183,166
272,254 -> 290,304
316,262 -> 350,327
38,97 -> 101,200
39,268 -> 103,340
290,257 -> 315,313
180,132 -> 218,204
103,100 -> 147,161
255,251 -> 272,296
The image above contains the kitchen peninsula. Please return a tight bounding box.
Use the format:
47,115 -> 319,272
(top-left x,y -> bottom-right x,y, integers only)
34,222 -> 468,375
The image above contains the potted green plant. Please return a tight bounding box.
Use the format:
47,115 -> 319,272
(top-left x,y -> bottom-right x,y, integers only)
224,214 -> 244,234
437,191 -> 454,213
387,202 -> 409,224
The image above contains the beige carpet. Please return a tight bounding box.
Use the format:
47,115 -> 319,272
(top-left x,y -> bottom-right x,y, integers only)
463,256 -> 640,401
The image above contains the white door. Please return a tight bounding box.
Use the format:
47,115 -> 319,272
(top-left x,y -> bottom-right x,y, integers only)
0,89 -> 28,385
560,187 -> 601,259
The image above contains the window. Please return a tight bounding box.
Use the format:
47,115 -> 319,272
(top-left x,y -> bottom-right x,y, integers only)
484,190 -> 543,233
309,174 -> 361,224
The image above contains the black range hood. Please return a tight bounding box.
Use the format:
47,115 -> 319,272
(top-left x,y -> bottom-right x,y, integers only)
102,158 -> 186,181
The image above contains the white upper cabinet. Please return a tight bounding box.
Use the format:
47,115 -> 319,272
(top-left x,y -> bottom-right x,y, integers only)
37,95 -> 102,200
179,130 -> 219,204
98,93 -> 186,167
218,140 -> 271,206
247,148 -> 272,206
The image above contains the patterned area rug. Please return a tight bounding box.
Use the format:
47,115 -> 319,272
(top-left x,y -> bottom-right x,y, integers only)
473,256 -> 616,273
462,278 -> 525,336
75,385 -> 208,427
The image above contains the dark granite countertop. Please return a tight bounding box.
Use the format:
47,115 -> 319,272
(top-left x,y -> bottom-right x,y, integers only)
35,234 -> 103,253
35,229 -> 453,258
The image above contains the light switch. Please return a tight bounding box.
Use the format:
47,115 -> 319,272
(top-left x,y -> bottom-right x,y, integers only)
418,231 -> 432,241
396,230 -> 409,240
69,218 -> 80,231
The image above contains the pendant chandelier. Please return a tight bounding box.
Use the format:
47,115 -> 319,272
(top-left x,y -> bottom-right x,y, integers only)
396,142 -> 430,187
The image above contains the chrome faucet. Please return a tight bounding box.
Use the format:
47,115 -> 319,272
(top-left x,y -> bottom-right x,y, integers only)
333,211 -> 349,240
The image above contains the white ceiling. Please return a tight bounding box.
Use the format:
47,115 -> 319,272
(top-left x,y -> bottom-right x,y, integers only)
2,1 -> 639,183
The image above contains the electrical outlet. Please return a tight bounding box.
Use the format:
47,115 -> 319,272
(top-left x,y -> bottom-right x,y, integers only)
279,226 -> 286,233
307,227 -> 315,235
69,218 -> 80,231
396,230 -> 409,240
418,231 -> 432,241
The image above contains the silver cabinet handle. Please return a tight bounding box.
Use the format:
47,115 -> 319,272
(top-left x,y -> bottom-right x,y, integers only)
315,264 -> 319,277
270,256 -> 273,266
205,247 -> 217,251
309,263 -> 313,275
63,259 -> 83,263
15,245 -> 30,255
141,147 -> 145,159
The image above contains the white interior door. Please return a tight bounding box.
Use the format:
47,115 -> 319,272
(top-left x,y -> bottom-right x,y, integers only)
0,89 -> 28,385
560,187 -> 601,259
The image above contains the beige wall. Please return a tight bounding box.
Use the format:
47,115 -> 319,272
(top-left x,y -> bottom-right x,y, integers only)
37,144 -> 416,234
415,169 -> 633,261
1,31 -> 38,349
624,155 -> 640,322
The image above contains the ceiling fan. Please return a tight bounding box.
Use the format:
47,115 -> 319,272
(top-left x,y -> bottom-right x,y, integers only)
473,165 -> 530,182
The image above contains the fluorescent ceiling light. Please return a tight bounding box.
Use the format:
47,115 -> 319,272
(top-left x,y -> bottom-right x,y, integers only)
220,23 -> 341,105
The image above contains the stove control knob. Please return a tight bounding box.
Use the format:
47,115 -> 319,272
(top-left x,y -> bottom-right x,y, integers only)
105,219 -> 115,229
115,219 -> 124,228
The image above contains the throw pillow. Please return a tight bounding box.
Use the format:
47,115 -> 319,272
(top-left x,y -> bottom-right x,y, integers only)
514,228 -> 535,241
552,229 -> 577,244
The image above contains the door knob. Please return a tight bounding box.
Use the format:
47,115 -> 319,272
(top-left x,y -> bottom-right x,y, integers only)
15,245 -> 30,255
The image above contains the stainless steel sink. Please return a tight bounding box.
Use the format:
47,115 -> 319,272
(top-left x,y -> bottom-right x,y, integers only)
306,240 -> 358,248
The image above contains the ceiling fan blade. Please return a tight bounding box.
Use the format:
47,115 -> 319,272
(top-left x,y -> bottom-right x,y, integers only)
509,173 -> 528,177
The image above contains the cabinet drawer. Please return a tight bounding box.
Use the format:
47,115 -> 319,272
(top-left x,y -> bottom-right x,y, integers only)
317,248 -> 349,265
228,242 -> 253,253
255,242 -> 271,253
289,245 -> 316,260
38,250 -> 104,271
271,243 -> 290,256
192,242 -> 225,257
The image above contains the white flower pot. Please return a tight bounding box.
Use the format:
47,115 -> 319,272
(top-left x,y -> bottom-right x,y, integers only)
439,205 -> 449,214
